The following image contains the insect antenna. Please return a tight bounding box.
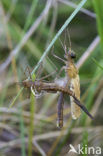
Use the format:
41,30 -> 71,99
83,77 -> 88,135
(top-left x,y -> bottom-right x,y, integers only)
59,38 -> 65,52
67,29 -> 72,54
51,46 -> 65,63
64,29 -> 67,55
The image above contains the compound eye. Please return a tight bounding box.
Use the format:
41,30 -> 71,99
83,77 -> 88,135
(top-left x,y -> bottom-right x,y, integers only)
71,52 -> 76,59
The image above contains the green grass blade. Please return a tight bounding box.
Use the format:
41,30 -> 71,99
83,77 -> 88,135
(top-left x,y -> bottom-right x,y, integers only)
82,131 -> 88,156
92,57 -> 103,70
24,0 -> 38,31
93,0 -> 103,50
28,73 -> 36,156
18,106 -> 26,156
80,60 -> 103,126
8,87 -> 24,110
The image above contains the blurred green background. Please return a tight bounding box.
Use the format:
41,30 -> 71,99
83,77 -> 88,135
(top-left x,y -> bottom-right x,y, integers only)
0,0 -> 103,156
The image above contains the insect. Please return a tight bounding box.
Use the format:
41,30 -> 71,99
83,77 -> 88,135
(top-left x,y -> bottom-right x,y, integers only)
21,79 -> 74,96
17,41 -> 93,128
65,47 -> 81,120
20,79 -> 93,120
52,31 -> 81,123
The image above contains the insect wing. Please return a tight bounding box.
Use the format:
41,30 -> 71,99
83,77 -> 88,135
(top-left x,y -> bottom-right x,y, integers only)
70,75 -> 81,119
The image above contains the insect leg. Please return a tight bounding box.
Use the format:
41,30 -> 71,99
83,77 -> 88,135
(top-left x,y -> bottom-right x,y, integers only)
55,66 -> 65,79
35,62 -> 43,79
36,56 -> 58,81
37,70 -> 57,81
57,92 -> 64,128
51,47 -> 65,63
24,66 -> 32,79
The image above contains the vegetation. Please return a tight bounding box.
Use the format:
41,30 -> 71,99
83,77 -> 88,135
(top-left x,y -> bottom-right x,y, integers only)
0,0 -> 103,156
